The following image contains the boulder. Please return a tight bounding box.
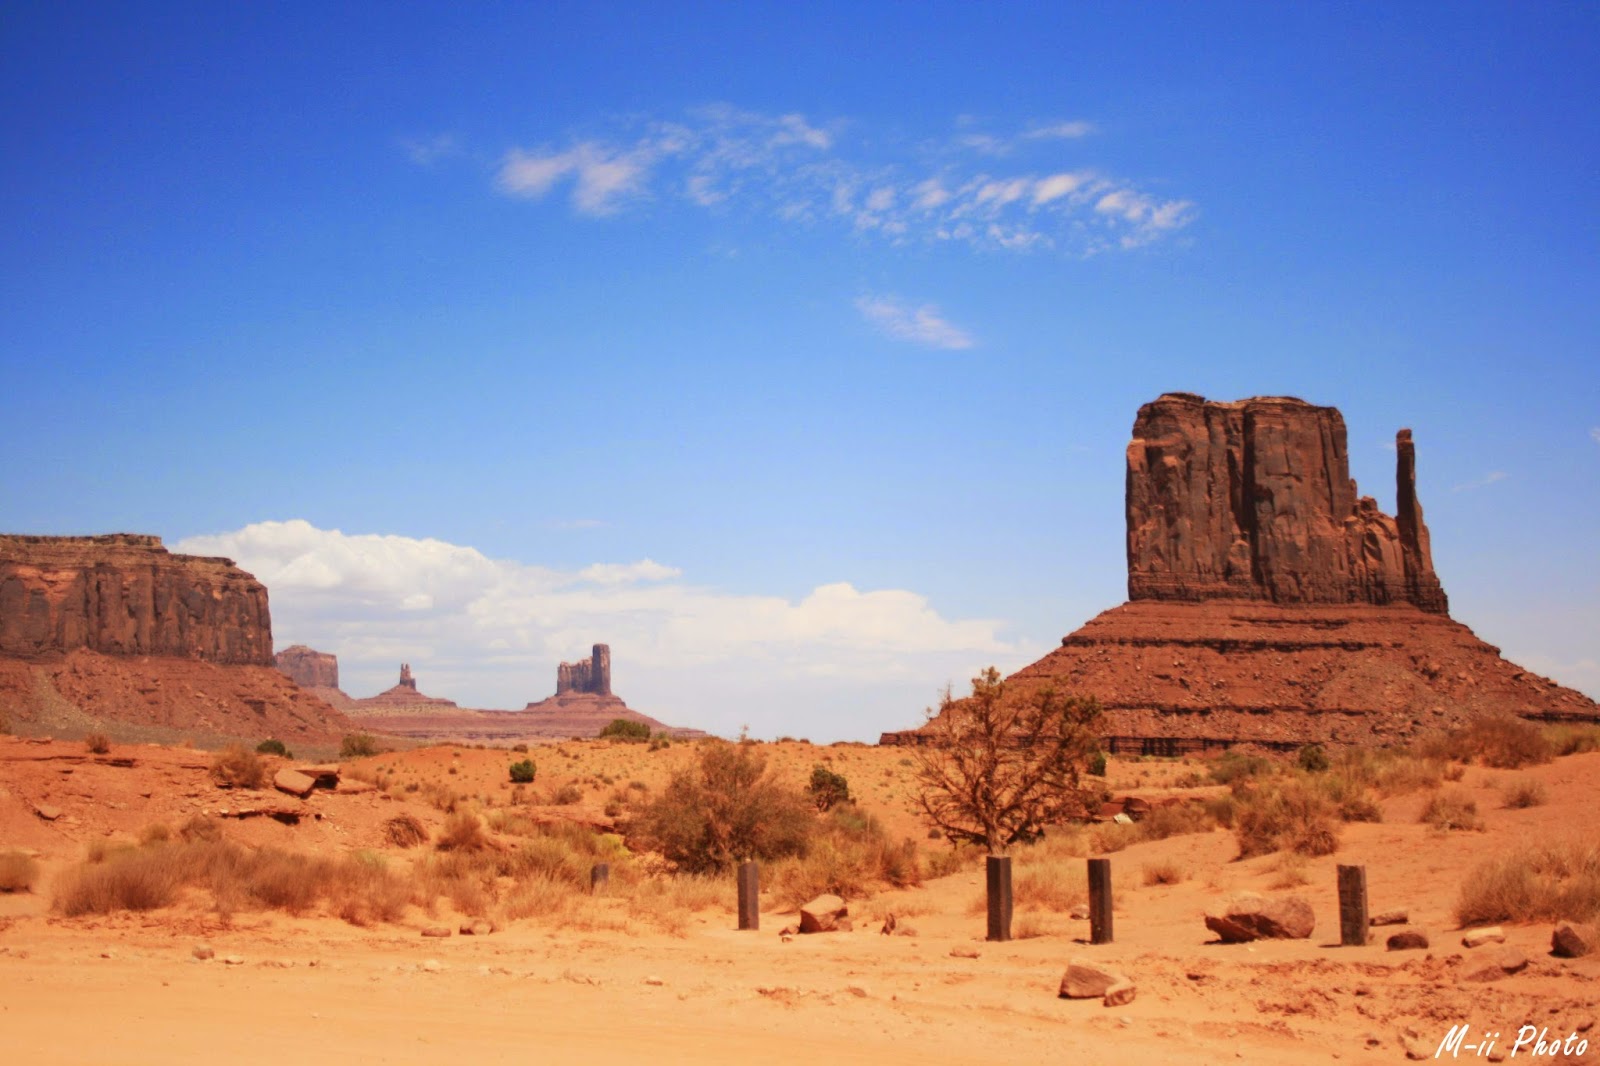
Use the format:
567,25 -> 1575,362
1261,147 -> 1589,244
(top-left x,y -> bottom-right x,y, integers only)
34,803 -> 62,821
1552,922 -> 1598,959
1386,931 -> 1429,951
1204,893 -> 1315,942
1102,980 -> 1137,1007
273,768 -> 316,799
1059,959 -> 1127,999
1459,948 -> 1528,983
799,894 -> 848,934
1461,927 -> 1505,948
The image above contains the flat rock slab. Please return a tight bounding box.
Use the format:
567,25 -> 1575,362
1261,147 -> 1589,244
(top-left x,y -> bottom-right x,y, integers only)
34,804 -> 62,821
1205,893 -> 1315,942
799,894 -> 848,934
1461,927 -> 1505,948
274,769 -> 317,799
1387,930 -> 1430,951
1552,922 -> 1598,959
1459,948 -> 1528,983
1059,959 -> 1127,999
1369,909 -> 1409,927
1102,980 -> 1137,1007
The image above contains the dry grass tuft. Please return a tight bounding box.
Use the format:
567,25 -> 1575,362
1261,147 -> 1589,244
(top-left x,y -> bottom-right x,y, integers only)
1267,852 -> 1311,889
1547,724 -> 1600,756
384,813 -> 428,848
1420,790 -> 1484,831
435,810 -> 488,851
0,850 -> 40,893
1233,778 -> 1341,858
1501,777 -> 1548,810
84,732 -> 110,755
209,745 -> 265,789
1421,712 -> 1553,769
1456,837 -> 1600,926
1141,859 -> 1187,886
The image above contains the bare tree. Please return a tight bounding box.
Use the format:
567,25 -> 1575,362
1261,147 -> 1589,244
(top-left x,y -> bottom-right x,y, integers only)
914,667 -> 1103,854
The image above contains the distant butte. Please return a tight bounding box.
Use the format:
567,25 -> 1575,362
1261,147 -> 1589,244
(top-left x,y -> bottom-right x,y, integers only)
884,393 -> 1599,752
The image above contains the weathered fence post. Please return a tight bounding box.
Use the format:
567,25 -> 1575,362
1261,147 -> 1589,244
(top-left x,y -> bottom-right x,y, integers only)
590,862 -> 609,895
986,855 -> 1013,942
737,861 -> 760,931
1337,864 -> 1368,946
1088,858 -> 1113,945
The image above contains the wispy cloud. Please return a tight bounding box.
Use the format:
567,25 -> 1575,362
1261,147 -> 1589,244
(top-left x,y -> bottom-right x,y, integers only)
855,295 -> 975,350
400,134 -> 458,166
1451,470 -> 1508,493
1590,427 -> 1600,446
489,106 -> 1194,254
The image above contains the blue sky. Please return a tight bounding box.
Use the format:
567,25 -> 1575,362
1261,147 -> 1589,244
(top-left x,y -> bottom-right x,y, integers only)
3,3 -> 1596,739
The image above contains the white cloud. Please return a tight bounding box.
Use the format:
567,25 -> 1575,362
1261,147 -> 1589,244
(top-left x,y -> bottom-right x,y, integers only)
489,106 -> 1195,254
1450,470 -> 1509,493
1590,427 -> 1600,445
174,521 -> 1029,740
400,134 -> 457,165
855,295 -> 975,350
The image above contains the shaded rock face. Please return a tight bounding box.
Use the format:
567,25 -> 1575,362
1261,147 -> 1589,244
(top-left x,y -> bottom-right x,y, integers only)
1126,394 -> 1446,612
275,645 -> 339,689
556,644 -> 612,697
0,534 -> 273,665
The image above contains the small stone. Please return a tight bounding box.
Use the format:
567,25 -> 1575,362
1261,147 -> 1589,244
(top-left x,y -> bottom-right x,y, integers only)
1387,931 -> 1430,951
192,945 -> 215,961
1102,980 -> 1137,1007
223,955 -> 245,966
1369,909 -> 1408,926
35,804 -> 62,821
1552,921 -> 1598,958
421,926 -> 452,938
1461,926 -> 1505,948
950,946 -> 980,959
1069,904 -> 1090,920
644,976 -> 664,986
844,985 -> 868,998
99,951 -> 115,960
421,959 -> 443,973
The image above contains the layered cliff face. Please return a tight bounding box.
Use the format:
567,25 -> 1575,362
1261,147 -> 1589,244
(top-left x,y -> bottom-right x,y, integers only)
0,534 -> 351,746
883,393 -> 1597,750
0,534 -> 274,664
556,645 -> 612,697
1125,394 -> 1446,612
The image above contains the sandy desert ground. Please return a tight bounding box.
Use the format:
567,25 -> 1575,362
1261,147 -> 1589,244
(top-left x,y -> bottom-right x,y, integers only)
3,734 -> 1598,1065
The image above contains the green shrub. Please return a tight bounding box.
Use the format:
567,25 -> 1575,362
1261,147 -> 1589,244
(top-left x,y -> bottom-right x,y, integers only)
808,764 -> 851,811
634,739 -> 813,874
509,759 -> 537,784
598,718 -> 651,742
255,739 -> 291,758
1087,750 -> 1108,777
340,733 -> 380,758
1296,744 -> 1329,773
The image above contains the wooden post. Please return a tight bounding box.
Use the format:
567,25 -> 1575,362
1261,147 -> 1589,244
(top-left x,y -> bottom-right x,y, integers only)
737,861 -> 760,931
1337,864 -> 1368,946
985,855 -> 1013,942
590,862 -> 609,894
1088,858 -> 1113,945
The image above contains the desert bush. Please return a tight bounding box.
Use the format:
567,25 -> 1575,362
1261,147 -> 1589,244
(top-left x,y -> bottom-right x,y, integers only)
1009,862 -> 1089,913
1312,770 -> 1383,823
54,847 -> 181,915
1296,744 -> 1329,773
634,739 -> 813,874
1456,837 -> 1600,926
1203,792 -> 1238,828
1233,778 -> 1340,858
1424,712 -> 1553,769
384,813 -> 429,848
1501,777 -> 1547,809
255,739 -> 291,758
768,804 -> 919,906
1209,749 -> 1275,785
0,850 -> 40,893
1141,859 -> 1187,886
807,764 -> 851,812
1421,790 -> 1484,831
599,718 -> 652,742
1089,821 -> 1143,854
508,759 -> 537,784
923,846 -> 973,880
1087,750 -> 1108,777
648,736 -> 670,751
1547,724 -> 1600,756
1267,852 -> 1311,889
340,733 -> 380,758
84,732 -> 110,755
179,814 -> 221,843
436,810 -> 488,851
138,822 -> 172,846
1137,801 -> 1217,841
209,745 -> 265,789
551,783 -> 583,805
511,742 -> 529,753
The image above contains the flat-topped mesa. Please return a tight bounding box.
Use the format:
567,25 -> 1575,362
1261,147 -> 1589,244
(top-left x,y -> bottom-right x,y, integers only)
275,644 -> 339,689
555,644 -> 612,697
0,533 -> 273,664
1125,393 -> 1448,613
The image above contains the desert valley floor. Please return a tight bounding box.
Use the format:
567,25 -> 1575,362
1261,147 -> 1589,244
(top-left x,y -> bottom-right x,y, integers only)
2,735 -> 1598,1064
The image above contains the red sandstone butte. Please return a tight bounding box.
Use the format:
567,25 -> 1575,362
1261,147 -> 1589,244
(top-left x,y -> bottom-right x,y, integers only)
883,394 -> 1598,752
0,534 -> 352,746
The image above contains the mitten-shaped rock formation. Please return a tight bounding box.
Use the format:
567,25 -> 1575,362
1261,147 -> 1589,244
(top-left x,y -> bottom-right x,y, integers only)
556,644 -> 612,697
0,534 -> 273,664
883,394 -> 1598,750
1126,394 -> 1445,611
